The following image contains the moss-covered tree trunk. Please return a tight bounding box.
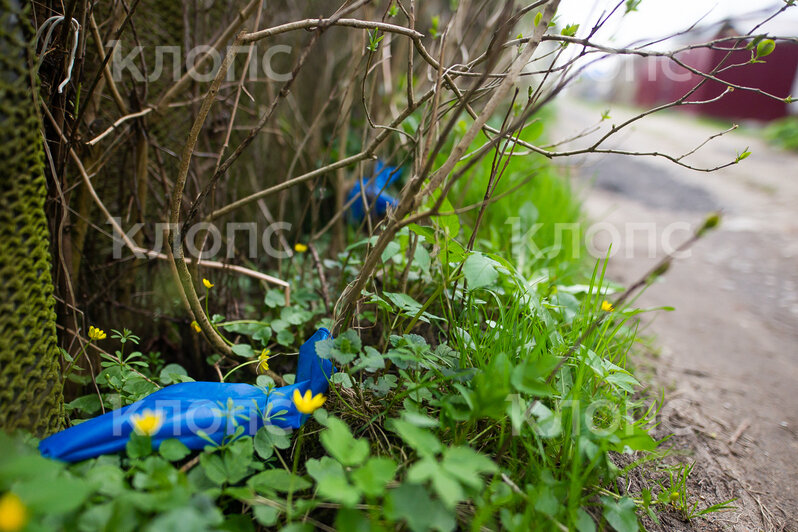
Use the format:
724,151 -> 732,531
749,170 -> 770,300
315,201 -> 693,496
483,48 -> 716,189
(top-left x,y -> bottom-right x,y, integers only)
0,0 -> 64,436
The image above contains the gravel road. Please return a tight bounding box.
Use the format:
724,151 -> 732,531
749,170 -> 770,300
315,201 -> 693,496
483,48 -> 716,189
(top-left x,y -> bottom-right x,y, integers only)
554,99 -> 798,531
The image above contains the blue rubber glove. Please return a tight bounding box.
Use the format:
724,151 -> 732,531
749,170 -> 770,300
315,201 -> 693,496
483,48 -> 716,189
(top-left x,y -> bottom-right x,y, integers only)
347,161 -> 403,223
39,328 -> 334,462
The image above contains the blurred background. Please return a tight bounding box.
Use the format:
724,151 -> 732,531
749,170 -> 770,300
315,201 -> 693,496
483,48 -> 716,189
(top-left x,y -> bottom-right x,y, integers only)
551,1 -> 798,526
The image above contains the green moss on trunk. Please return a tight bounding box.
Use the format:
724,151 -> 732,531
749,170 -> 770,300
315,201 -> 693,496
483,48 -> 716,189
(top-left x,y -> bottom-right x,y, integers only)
0,0 -> 64,436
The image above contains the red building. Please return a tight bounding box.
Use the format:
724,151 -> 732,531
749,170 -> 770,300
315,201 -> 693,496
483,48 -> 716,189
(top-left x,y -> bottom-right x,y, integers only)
634,25 -> 798,122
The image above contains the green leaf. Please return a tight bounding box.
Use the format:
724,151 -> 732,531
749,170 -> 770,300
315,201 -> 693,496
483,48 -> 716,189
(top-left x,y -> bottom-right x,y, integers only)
126,433 -> 153,459
159,439 -> 191,461
277,524 -> 313,532
756,38 -> 775,58
253,505 -> 280,526
440,446 -> 497,490
199,439 -> 258,486
281,306 -> 313,326
317,329 -> 363,365
144,501 -> 224,531
223,486 -> 255,502
335,508 -> 371,532
276,329 -> 295,346
625,0 -> 642,14
253,325 -> 272,345
321,417 -> 371,466
382,292 -> 437,323
429,469 -> 463,509
576,508 -> 597,532
400,410 -> 438,428
382,240 -> 402,263
405,460 -> 457,510
602,496 -> 639,532
736,148 -> 751,162
366,28 -> 385,52
387,419 -> 441,458
76,502 -> 114,530
256,374 -> 275,388
222,322 -> 262,336
431,193 -> 460,237
605,371 -> 640,393
200,453 -> 229,485
84,464 -> 126,497
367,374 -> 397,395
408,223 -> 466,263
15,475 -> 92,515
611,424 -> 658,452
254,425 -> 291,460
463,253 -> 499,289
527,402 -> 563,438
406,457 -> 467,509
382,291 -> 422,313
270,318 -> 290,333
306,457 -> 361,506
264,289 -> 286,308
384,483 -> 456,532
412,244 -> 430,273
160,363 -> 192,385
561,23 -> 579,37
511,358 -> 556,396
65,394 -> 102,415
335,329 -> 362,355
231,344 -> 256,358
331,372 -> 353,388
533,485 -> 559,516
534,12 -> 543,26
353,346 -> 385,373
248,469 -> 311,494
351,457 -> 397,497
123,376 -> 160,401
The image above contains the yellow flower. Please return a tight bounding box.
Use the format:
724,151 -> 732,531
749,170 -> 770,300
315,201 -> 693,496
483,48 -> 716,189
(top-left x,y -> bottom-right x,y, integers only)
88,325 -> 106,341
202,278 -> 214,289
130,409 -> 164,436
0,492 -> 27,532
191,320 -> 202,333
258,349 -> 271,373
294,243 -> 308,253
601,300 -> 614,312
292,389 -> 326,414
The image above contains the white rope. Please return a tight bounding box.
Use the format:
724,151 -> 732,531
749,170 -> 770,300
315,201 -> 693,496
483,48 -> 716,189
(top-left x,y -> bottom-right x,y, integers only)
34,15 -> 81,94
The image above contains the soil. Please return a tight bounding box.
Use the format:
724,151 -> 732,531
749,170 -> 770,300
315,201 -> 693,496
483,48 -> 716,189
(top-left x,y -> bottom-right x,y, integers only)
554,99 -> 798,531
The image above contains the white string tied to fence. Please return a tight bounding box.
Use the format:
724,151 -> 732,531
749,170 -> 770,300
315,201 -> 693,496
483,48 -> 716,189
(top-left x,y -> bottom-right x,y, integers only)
34,15 -> 81,94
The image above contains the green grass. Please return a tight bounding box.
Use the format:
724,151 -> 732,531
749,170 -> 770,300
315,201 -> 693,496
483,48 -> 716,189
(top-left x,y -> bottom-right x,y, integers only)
1,114 -> 737,532
765,116 -> 798,151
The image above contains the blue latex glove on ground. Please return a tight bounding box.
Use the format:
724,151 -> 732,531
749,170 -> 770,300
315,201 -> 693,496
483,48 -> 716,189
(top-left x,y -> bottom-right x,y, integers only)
347,161 -> 403,223
39,328 -> 333,462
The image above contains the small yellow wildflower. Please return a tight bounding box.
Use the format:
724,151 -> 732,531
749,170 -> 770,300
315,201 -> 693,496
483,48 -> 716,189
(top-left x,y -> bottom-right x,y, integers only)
88,325 -> 107,341
292,389 -> 326,414
202,278 -> 214,289
601,300 -> 614,312
191,320 -> 202,333
130,409 -> 164,436
294,243 -> 308,253
0,492 -> 27,532
258,349 -> 271,373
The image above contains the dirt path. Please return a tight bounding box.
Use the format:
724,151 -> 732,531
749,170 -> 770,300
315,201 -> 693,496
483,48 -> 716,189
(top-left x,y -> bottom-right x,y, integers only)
554,99 -> 798,530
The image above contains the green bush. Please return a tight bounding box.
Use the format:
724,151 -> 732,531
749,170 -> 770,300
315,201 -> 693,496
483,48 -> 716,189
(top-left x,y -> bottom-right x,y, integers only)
765,116 -> 798,151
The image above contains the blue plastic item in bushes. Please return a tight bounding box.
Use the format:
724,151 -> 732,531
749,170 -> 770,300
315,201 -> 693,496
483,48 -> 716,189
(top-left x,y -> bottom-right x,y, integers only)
347,161 -> 402,223
39,328 -> 334,462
